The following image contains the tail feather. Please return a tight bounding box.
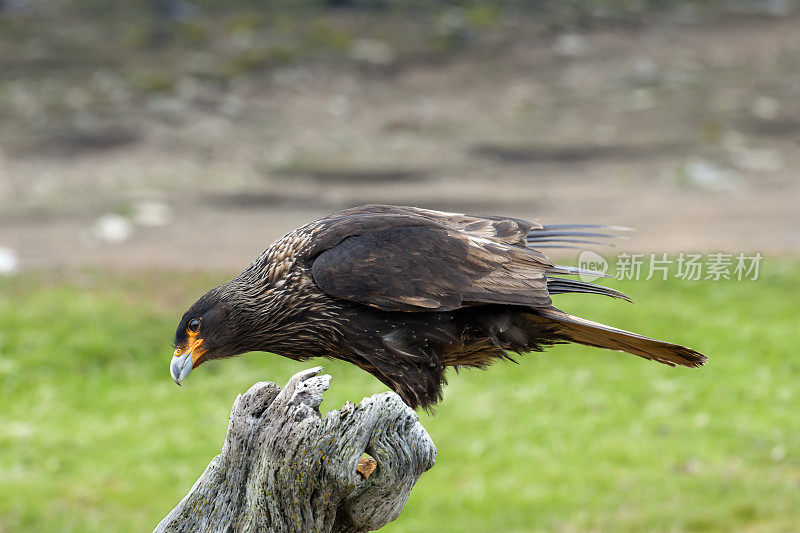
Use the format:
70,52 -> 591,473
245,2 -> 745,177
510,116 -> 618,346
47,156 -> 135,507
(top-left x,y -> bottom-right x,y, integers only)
526,224 -> 633,249
546,277 -> 633,303
531,308 -> 707,368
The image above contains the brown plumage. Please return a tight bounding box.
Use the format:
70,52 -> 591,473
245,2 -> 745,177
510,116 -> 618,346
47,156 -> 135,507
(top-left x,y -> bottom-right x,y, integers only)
170,204 -> 706,409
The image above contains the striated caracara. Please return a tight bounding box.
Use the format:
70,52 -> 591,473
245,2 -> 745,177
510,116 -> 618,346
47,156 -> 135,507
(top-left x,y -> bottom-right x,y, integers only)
171,204 -> 706,409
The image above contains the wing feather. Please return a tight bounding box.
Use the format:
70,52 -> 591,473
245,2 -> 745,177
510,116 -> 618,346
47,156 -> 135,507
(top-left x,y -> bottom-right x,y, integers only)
307,205 -> 625,313
310,219 -> 553,312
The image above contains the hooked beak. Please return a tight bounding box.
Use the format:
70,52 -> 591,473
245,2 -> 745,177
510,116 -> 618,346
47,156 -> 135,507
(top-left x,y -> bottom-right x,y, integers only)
170,338 -> 205,386
170,351 -> 194,385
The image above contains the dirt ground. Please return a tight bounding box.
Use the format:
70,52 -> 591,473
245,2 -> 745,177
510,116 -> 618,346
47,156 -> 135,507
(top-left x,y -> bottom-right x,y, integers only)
1,10 -> 798,271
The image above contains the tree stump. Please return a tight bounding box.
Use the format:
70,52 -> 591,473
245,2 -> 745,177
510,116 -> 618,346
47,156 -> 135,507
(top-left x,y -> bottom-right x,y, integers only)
155,367 -> 437,533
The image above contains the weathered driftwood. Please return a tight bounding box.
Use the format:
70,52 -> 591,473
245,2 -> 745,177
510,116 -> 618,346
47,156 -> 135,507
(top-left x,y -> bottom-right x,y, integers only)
155,367 -> 436,533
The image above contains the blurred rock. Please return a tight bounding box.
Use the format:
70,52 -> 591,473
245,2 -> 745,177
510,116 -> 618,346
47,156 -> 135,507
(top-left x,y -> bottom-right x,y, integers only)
751,96 -> 780,120
133,201 -> 171,228
92,214 -> 134,244
146,95 -> 187,123
693,412 -> 710,429
678,158 -> 744,192
677,458 -> 702,476
435,8 -> 469,45
0,247 -> 19,275
722,131 -> 785,172
349,39 -> 395,67
629,57 -> 659,86
219,94 -> 244,118
770,445 -> 787,462
730,147 -> 784,173
553,33 -> 587,58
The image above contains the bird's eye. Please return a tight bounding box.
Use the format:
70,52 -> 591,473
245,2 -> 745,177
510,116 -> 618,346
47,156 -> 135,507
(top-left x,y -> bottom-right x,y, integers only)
187,319 -> 201,333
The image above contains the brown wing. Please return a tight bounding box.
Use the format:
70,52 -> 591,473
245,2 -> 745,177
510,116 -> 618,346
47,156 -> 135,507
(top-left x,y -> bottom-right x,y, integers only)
310,220 -> 554,312
318,204 -> 540,247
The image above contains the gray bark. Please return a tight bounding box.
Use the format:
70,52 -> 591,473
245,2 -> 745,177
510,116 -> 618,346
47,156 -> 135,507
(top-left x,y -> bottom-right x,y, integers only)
155,367 -> 436,533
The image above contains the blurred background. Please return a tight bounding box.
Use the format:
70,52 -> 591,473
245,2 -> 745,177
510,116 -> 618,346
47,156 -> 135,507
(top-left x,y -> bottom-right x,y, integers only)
1,1 -> 799,531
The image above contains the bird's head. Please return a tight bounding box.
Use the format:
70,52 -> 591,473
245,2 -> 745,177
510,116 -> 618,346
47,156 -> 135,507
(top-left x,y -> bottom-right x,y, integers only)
170,286 -> 245,385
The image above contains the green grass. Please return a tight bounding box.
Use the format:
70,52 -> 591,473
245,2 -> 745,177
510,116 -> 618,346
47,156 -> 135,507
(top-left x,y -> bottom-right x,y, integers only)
1,261 -> 799,532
